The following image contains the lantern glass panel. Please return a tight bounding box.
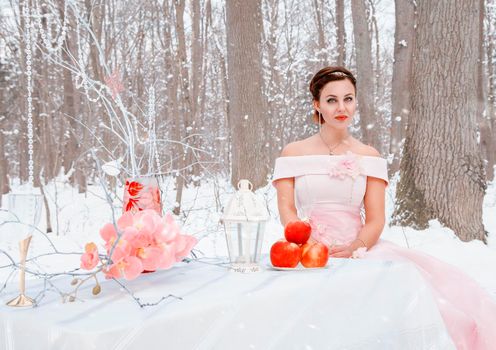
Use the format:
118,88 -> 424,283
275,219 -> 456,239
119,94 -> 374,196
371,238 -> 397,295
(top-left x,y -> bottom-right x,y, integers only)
224,221 -> 265,267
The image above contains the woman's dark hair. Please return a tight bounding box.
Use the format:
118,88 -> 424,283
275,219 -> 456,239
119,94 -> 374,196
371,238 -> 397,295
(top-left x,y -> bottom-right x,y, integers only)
309,66 -> 357,123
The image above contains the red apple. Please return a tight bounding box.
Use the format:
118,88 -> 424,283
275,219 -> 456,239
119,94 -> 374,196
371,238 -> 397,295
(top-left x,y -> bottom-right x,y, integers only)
270,240 -> 301,268
284,221 -> 312,245
300,242 -> 329,268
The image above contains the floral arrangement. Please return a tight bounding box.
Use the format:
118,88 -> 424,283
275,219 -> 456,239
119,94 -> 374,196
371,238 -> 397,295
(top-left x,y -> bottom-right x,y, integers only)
329,152 -> 363,180
81,209 -> 197,280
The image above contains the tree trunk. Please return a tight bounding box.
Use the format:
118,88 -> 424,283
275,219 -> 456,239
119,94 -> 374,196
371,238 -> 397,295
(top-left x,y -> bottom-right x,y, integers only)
0,131 -> 9,203
335,0 -> 346,66
312,0 -> 327,65
351,0 -> 382,152
0,63 -> 11,205
389,0 -> 415,177
264,0 -> 281,161
481,0 -> 496,181
225,0 -> 269,190
190,0 -> 203,181
213,25 -> 231,173
392,0 -> 487,243
61,2 -> 76,176
172,0 -> 191,214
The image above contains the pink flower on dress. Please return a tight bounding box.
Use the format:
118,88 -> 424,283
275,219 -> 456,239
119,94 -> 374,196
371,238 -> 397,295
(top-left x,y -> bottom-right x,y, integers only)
329,152 -> 363,180
80,242 -> 100,270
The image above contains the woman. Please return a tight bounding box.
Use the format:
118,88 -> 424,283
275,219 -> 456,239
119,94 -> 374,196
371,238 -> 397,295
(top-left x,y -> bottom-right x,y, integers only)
272,66 -> 496,349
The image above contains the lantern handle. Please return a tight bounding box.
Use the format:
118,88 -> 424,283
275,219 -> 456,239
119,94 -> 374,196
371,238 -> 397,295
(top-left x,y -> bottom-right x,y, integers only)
237,179 -> 253,191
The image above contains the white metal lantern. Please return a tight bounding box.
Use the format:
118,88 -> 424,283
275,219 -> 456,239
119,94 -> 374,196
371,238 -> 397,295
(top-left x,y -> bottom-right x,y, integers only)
221,179 -> 269,273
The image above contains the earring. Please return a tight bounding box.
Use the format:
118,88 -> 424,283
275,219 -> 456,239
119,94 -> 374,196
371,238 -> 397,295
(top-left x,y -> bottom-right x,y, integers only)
317,111 -> 323,133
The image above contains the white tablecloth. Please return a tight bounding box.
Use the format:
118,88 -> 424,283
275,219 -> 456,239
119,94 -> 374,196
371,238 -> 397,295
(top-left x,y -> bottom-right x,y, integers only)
0,257 -> 455,350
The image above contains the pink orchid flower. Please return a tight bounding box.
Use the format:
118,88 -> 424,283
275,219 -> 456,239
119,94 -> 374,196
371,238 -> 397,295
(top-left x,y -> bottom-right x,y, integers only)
117,211 -> 135,228
137,210 -> 164,235
100,222 -> 117,243
157,244 -> 176,269
108,240 -> 132,263
105,255 -> 143,280
173,235 -> 198,262
100,222 -> 132,261
136,246 -> 163,271
124,226 -> 152,249
160,213 -> 181,242
80,242 -> 100,270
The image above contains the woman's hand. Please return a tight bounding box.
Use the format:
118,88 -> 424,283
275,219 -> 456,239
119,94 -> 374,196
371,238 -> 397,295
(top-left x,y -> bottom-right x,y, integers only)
329,244 -> 354,258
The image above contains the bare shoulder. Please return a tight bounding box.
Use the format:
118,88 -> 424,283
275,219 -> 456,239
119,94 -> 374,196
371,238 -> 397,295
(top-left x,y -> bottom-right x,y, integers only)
349,139 -> 382,157
280,136 -> 317,157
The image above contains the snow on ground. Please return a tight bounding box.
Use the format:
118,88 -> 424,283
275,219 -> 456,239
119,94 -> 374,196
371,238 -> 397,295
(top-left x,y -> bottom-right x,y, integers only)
0,175 -> 495,298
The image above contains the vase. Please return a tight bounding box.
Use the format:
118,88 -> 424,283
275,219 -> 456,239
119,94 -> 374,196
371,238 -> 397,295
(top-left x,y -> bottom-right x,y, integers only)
122,176 -> 162,215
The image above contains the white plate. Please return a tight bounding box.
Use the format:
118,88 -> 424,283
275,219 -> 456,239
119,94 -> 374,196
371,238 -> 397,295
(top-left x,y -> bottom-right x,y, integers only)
267,263 -> 329,271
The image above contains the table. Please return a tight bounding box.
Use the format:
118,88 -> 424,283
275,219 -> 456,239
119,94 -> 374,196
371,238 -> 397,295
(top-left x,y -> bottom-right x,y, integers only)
0,257 -> 455,350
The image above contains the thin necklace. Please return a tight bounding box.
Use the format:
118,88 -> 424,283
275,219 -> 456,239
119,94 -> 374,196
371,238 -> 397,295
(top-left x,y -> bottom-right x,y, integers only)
319,130 -> 350,155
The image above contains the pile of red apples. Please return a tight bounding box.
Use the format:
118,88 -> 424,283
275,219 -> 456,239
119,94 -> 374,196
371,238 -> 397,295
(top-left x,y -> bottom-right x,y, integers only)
270,221 -> 329,268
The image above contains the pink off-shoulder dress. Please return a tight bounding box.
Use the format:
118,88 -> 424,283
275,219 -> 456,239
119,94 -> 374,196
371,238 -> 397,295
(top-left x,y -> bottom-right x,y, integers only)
273,152 -> 496,350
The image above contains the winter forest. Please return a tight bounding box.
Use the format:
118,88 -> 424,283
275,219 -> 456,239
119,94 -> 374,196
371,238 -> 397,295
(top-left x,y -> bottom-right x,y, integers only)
1,0 -> 494,241
0,0 -> 495,237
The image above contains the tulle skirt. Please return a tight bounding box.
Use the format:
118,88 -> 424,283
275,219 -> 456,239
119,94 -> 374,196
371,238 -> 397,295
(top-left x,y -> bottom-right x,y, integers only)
307,203 -> 496,350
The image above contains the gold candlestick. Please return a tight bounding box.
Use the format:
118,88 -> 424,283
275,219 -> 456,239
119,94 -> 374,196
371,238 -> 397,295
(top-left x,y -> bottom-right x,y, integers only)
7,235 -> 35,307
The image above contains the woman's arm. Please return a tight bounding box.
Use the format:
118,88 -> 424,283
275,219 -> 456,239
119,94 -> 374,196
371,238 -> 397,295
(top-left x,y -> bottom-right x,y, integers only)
355,176 -> 386,248
274,177 -> 300,226
274,143 -> 301,226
